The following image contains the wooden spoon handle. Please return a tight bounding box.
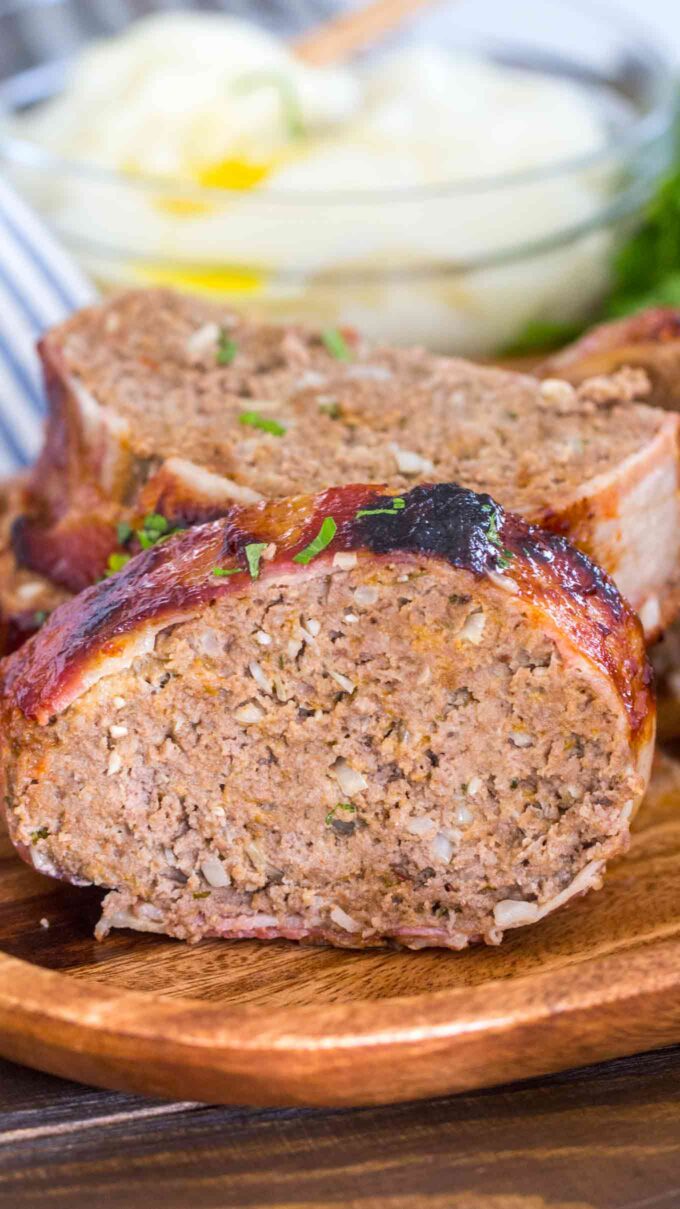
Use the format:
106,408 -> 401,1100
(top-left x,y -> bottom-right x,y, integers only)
294,0 -> 437,67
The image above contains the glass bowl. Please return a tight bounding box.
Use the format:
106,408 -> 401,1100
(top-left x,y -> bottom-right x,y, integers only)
0,0 -> 676,355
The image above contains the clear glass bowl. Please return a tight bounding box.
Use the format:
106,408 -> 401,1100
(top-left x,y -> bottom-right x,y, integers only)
0,0 -> 676,354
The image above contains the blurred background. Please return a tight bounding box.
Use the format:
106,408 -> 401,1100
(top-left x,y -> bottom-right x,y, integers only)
616,1 -> 677,55
0,0 -> 678,357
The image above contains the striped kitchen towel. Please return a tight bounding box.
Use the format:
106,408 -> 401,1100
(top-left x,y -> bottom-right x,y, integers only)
0,176 -> 95,474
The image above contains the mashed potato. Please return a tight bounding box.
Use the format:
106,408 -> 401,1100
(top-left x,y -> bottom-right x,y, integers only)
12,11 -> 619,352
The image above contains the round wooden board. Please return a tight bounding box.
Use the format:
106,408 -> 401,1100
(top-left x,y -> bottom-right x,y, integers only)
1,752 -> 680,1108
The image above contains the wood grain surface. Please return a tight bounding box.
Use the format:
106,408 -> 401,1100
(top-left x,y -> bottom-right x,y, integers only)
1,753 -> 680,1107
1,1045 -> 680,1209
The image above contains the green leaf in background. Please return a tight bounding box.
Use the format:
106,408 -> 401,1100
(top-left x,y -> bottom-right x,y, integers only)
502,318 -> 583,357
607,167 -> 680,318
504,112 -> 680,355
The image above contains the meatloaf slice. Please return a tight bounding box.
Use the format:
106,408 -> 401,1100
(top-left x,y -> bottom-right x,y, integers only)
20,289 -> 680,636
540,308 -> 680,730
541,308 -> 680,412
0,483 -> 654,950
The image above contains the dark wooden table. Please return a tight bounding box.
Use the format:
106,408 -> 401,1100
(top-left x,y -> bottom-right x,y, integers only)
1,1046 -> 679,1209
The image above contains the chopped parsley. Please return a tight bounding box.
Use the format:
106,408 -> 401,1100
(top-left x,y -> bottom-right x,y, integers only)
217,330 -> 238,366
481,503 -> 513,570
245,542 -> 268,579
30,827 -> 49,843
33,610 -> 47,627
481,503 -> 500,545
143,513 -> 168,533
325,802 -> 357,826
105,551 -> 131,576
321,328 -> 351,361
136,513 -> 183,550
356,497 -> 406,519
293,516 -> 337,565
108,513 -> 183,560
192,891 -> 211,900
239,410 -> 287,436
212,566 -> 241,577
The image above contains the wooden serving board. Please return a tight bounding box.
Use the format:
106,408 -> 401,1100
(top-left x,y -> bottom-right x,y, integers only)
1,752 -> 680,1108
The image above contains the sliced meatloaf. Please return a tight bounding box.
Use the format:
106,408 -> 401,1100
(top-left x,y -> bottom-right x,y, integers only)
18,289 -> 680,637
0,483 -> 654,949
542,308 -> 680,412
541,309 -> 680,732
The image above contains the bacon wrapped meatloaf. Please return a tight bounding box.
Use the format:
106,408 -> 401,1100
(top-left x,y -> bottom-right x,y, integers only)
0,482 -> 654,949
14,289 -> 680,638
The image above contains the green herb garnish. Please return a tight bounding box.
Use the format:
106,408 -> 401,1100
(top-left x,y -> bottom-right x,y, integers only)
143,514 -> 169,533
192,891 -> 211,900
31,827 -> 49,843
325,802 -> 357,826
239,410 -> 287,436
481,503 -> 501,546
607,166 -> 680,317
356,497 -> 406,519
33,610 -> 47,627
212,566 -> 241,578
245,542 -> 268,579
116,521 -> 133,545
321,328 -> 351,361
105,552 -> 131,576
137,514 -> 168,547
217,330 -> 238,366
481,503 -> 514,570
293,516 -> 337,565
135,513 -> 183,550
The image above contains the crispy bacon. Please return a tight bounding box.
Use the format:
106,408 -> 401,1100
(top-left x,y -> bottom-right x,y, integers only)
1,483 -> 653,751
12,511 -> 118,594
12,298 -> 679,644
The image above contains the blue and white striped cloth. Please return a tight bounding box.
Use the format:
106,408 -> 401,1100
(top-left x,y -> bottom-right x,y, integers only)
0,177 -> 96,474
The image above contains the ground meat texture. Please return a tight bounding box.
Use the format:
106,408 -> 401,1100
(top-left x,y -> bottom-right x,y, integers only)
542,307 -> 680,413
0,483 -> 654,950
20,289 -> 680,634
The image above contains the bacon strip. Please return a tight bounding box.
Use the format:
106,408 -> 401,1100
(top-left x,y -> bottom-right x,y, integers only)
2,482 -> 653,751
